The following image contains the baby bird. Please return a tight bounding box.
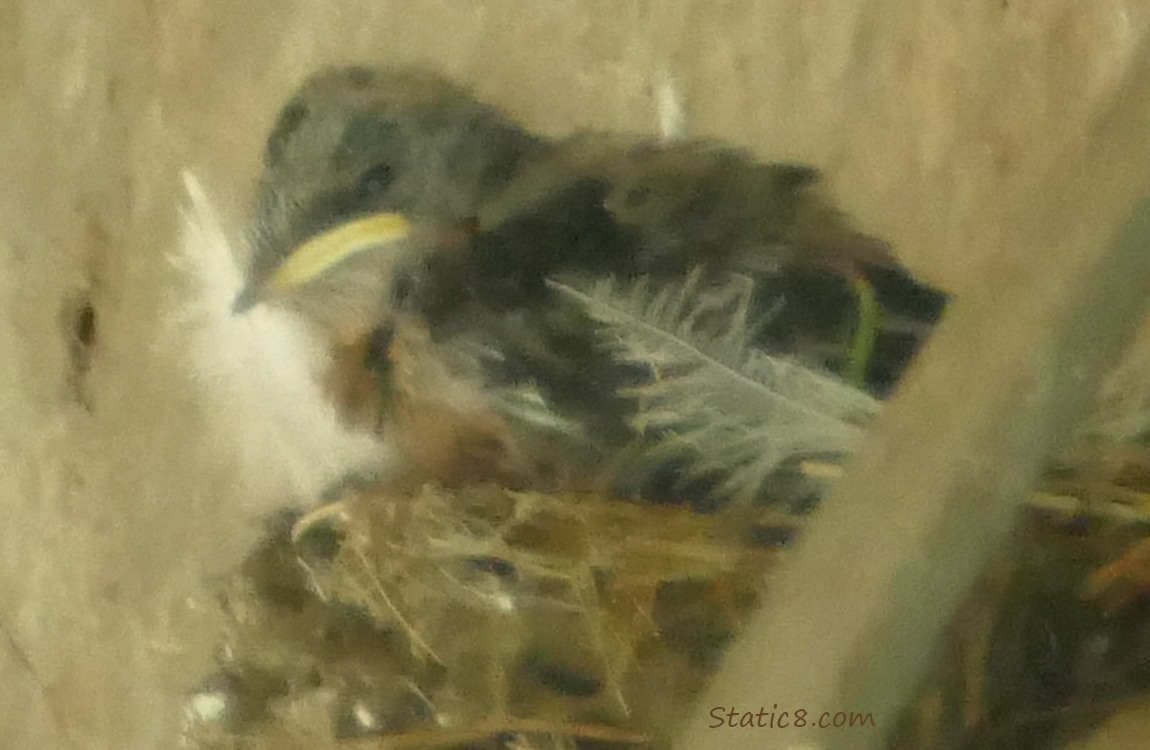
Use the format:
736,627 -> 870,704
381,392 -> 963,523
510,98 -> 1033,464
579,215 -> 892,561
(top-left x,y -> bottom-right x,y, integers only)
235,64 -> 945,506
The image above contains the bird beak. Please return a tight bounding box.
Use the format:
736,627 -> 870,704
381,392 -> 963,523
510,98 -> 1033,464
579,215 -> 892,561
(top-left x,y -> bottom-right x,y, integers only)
233,212 -> 414,313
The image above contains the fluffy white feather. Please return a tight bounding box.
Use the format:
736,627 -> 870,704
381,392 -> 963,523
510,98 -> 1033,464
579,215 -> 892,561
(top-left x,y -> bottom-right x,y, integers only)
165,171 -> 390,509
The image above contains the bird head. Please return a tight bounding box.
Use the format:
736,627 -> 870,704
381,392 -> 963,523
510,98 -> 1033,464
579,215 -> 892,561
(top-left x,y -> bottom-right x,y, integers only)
234,65 -> 546,335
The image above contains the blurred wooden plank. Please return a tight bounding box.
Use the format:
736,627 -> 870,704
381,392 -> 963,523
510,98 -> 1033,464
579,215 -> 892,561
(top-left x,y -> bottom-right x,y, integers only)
678,39 -> 1150,750
0,625 -> 71,749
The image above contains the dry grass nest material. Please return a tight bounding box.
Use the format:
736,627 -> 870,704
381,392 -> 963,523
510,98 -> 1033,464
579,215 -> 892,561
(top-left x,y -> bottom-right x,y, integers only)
185,481 -> 783,750
182,445 -> 1150,750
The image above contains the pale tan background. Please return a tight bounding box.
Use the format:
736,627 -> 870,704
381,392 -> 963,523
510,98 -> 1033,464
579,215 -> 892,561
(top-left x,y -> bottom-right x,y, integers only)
4,1 -> 1150,748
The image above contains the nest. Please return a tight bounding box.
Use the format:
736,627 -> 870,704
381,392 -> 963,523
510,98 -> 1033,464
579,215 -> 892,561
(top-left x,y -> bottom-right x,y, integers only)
177,440 -> 1150,750
183,480 -> 784,749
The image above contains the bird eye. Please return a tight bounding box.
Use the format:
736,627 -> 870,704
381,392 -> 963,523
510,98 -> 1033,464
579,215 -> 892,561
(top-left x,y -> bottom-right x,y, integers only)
333,115 -> 400,171
355,163 -> 394,200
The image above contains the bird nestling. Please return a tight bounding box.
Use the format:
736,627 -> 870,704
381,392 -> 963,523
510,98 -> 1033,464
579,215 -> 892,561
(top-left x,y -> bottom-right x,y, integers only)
188,67 -> 1150,749
233,64 -> 947,510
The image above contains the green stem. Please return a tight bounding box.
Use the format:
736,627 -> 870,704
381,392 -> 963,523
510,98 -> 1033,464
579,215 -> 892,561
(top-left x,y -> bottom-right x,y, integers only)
845,274 -> 882,388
